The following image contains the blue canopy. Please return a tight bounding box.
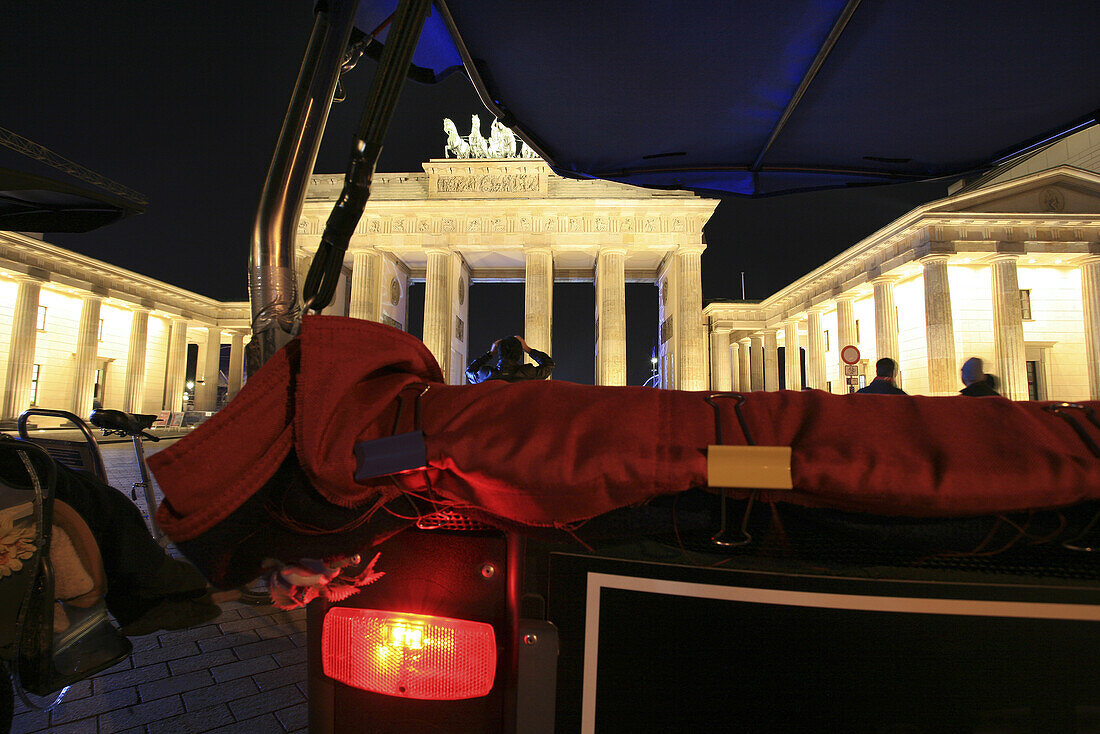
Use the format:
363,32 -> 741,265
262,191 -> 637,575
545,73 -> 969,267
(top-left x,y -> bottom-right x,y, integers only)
358,0 -> 1098,196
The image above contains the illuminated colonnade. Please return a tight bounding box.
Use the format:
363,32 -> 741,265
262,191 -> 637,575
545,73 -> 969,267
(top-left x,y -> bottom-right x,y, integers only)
296,159 -> 719,388
705,167 -> 1100,400
0,232 -> 250,422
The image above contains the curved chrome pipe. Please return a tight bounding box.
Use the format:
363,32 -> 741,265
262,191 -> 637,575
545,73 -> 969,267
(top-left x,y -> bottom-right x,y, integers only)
248,0 -> 360,371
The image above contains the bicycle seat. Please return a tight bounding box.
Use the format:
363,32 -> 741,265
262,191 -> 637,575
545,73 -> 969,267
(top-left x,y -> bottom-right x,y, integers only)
89,409 -> 157,435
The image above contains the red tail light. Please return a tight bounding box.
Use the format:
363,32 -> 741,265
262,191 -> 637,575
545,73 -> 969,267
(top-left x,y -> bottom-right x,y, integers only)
321,608 -> 497,700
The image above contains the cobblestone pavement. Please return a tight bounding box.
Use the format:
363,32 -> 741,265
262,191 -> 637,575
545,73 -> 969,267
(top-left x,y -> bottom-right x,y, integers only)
11,440 -> 310,734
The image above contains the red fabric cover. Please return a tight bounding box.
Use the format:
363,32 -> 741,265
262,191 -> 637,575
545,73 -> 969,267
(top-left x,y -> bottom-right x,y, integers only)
152,316 -> 1100,542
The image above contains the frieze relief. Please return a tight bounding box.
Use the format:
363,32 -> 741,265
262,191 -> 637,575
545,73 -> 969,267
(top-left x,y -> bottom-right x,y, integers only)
417,219 -> 432,233
435,173 -> 541,194
442,218 -> 456,233
467,218 -> 481,232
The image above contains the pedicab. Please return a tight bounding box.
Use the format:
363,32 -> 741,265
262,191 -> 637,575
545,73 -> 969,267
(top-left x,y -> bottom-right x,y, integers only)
149,1 -> 1100,731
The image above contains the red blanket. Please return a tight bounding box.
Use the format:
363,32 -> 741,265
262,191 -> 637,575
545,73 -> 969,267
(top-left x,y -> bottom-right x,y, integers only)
151,316 -> 1100,544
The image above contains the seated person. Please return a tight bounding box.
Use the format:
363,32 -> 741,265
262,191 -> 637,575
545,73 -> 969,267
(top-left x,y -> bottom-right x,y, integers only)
0,437 -> 219,636
466,335 -> 554,384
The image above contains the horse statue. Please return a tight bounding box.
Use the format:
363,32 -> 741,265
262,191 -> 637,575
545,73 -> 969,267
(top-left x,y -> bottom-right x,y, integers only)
468,114 -> 489,158
443,118 -> 471,158
488,119 -> 517,158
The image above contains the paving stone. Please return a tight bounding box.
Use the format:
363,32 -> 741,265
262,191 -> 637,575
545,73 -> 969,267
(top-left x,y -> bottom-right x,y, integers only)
10,709 -> 50,733
138,669 -> 214,702
97,694 -> 184,732
272,646 -> 307,667
232,636 -> 297,661
216,615 -> 276,634
253,622 -> 307,640
94,662 -> 170,694
155,623 -> 223,646
198,630 -> 260,653
275,701 -> 308,731
50,686 -> 138,724
146,702 -> 234,734
227,684 -> 304,722
210,655 -> 280,684
62,679 -> 93,701
42,719 -> 101,734
130,641 -> 200,668
251,661 -> 307,692
205,713 -> 286,734
168,647 -> 236,675
181,677 -> 259,712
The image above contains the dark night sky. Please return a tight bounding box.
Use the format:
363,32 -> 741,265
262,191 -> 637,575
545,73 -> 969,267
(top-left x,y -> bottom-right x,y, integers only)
1,2 -> 948,384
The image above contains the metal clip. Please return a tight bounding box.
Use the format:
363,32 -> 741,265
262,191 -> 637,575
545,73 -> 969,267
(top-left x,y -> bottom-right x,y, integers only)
704,393 -> 756,548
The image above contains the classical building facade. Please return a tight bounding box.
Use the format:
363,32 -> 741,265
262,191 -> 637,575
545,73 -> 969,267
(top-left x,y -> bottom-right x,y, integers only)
706,165 -> 1100,400
295,159 -> 719,388
0,233 -> 249,422
2,126 -> 1097,416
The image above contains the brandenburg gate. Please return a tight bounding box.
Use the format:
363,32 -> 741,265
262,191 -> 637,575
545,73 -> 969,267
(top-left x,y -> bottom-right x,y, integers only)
295,157 -> 718,388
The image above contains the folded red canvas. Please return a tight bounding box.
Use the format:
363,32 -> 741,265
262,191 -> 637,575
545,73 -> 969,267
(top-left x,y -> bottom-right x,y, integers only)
151,316 -> 1100,549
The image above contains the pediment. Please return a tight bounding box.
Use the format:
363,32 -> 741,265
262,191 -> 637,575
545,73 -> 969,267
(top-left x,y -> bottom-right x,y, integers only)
928,167 -> 1100,216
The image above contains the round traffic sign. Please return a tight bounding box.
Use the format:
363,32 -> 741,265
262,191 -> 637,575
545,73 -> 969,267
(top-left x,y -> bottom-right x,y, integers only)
840,345 -> 861,365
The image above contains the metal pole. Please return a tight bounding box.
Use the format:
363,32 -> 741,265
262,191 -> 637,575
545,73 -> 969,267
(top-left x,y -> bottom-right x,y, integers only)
248,0 -> 360,371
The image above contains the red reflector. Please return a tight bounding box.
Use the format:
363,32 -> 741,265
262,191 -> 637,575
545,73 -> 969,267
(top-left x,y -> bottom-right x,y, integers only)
322,608 -> 497,700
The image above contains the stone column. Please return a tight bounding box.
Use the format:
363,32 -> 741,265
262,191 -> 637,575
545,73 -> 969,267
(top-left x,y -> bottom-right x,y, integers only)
196,326 -> 221,411
349,249 -> 384,321
595,246 -> 627,386
1,278 -> 43,421
835,296 -> 857,392
524,246 -> 554,357
423,248 -> 453,378
921,255 -> 957,395
675,246 -> 707,390
749,334 -> 765,391
123,308 -> 149,413
738,338 -> 751,393
991,254 -> 1028,400
163,318 -> 189,412
872,275 -> 900,374
709,330 -> 731,391
1082,257 -> 1100,400
805,308 -> 826,390
227,330 -> 246,401
782,320 -> 801,390
728,340 -> 741,392
763,329 -> 780,391
71,295 -> 103,417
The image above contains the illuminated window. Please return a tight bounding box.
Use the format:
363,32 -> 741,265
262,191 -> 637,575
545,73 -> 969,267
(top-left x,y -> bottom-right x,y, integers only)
824,330 -> 830,351
36,306 -> 47,331
1019,289 -> 1033,320
98,318 -> 104,341
29,364 -> 40,406
855,319 -> 860,343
